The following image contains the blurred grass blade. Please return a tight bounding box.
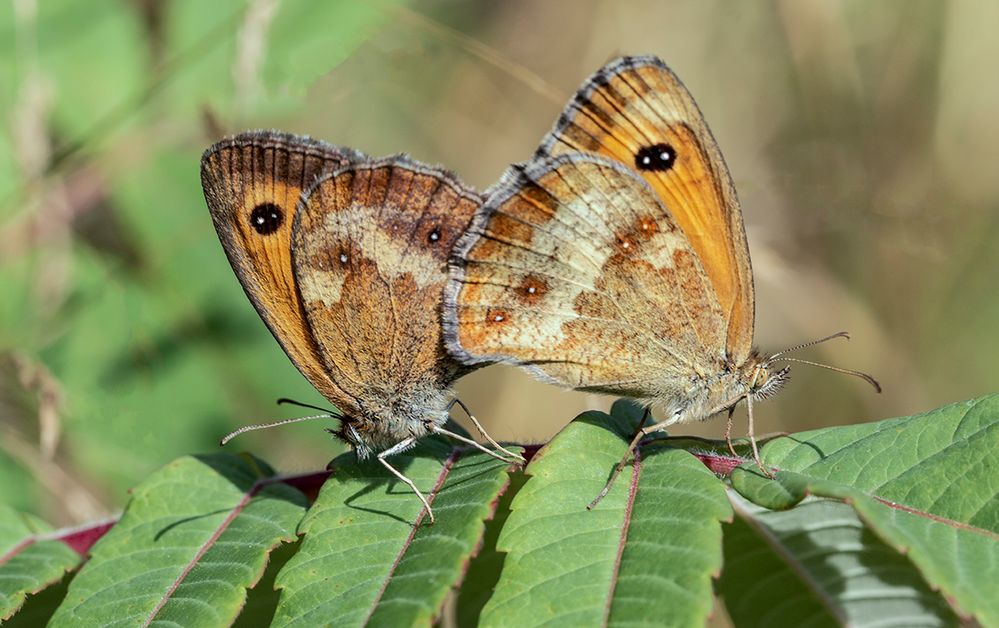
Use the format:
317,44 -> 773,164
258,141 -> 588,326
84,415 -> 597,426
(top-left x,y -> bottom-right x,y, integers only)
731,395 -> 999,625
47,454 -> 307,626
481,400 -> 731,627
262,0 -> 411,97
0,507 -> 81,620
720,493 -> 957,626
271,438 -> 517,627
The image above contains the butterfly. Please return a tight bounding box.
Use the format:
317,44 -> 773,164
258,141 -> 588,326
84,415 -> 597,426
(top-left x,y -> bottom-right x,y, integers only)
443,56 -> 879,505
201,131 -> 521,523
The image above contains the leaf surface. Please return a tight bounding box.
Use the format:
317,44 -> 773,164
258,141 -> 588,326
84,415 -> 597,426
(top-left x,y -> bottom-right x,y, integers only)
48,454 -> 307,627
719,493 -> 957,627
0,507 -> 81,620
482,401 -> 732,627
272,438 -> 517,627
732,395 -> 999,625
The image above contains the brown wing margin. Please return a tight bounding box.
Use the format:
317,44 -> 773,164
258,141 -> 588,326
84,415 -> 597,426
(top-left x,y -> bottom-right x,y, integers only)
534,55 -> 755,363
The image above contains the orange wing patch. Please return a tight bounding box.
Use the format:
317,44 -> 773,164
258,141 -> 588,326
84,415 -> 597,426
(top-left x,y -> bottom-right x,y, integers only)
201,131 -> 364,405
538,56 -> 755,363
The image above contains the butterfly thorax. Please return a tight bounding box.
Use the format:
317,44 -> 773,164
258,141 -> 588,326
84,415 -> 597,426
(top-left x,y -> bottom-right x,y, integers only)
338,381 -> 453,459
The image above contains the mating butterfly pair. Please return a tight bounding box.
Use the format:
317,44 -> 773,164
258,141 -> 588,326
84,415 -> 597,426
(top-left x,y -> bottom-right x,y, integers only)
201,56 -> 877,522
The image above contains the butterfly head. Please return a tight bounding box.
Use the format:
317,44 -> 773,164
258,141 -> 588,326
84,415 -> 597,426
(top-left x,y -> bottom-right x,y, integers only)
337,386 -> 453,457
689,331 -> 880,423
665,353 -> 787,425
746,360 -> 791,402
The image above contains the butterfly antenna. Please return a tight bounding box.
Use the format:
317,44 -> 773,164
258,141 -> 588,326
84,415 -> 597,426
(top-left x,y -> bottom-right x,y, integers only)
764,331 -> 880,393
220,414 -> 337,446
772,358 -> 881,393
277,397 -> 341,415
766,331 -> 851,361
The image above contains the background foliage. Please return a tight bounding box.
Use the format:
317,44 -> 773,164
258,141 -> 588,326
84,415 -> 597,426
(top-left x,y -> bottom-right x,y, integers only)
1,1 -> 998,624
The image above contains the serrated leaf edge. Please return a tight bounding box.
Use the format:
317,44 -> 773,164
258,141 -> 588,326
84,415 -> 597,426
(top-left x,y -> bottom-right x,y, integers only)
139,474 -> 300,626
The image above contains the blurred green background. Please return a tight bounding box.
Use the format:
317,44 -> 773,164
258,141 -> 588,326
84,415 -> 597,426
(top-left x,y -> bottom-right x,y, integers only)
2,0 -> 997,529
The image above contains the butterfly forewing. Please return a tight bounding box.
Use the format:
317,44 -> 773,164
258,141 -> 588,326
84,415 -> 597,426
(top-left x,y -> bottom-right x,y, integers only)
200,130 -> 365,403
536,55 -> 754,362
446,152 -> 725,399
293,158 -> 481,427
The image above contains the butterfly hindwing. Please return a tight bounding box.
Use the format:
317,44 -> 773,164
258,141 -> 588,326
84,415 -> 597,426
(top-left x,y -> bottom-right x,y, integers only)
293,157 -> 480,436
446,152 -> 726,399
536,55 -> 754,362
200,130 -> 365,404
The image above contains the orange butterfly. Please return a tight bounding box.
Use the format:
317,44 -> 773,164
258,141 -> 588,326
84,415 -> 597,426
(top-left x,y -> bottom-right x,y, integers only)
443,56 -> 878,504
202,131 -> 521,522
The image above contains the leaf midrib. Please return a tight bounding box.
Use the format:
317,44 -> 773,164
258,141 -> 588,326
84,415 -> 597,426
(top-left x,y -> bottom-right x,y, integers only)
728,491 -> 848,626
602,447 -> 641,627
360,450 -> 460,625
139,476 -> 272,627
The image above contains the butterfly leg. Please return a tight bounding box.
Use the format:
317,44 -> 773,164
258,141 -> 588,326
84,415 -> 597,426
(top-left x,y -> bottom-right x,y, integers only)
724,407 -> 739,458
745,395 -> 774,478
377,437 -> 436,525
433,425 -> 522,465
586,408 -> 652,510
446,398 -> 525,463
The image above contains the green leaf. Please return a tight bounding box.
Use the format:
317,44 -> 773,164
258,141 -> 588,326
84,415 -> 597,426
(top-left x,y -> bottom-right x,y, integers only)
756,396 -> 998,528
481,400 -> 732,627
48,454 -> 307,627
233,536 -> 301,627
719,493 -> 957,626
272,438 -> 516,627
455,467 -> 530,626
729,468 -> 808,510
844,490 -> 997,626
732,395 -> 999,625
0,507 -> 80,620
2,568 -> 71,627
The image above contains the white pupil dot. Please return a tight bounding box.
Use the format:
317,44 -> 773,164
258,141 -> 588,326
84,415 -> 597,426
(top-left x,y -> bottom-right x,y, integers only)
339,253 -> 348,263
494,315 -> 504,322
661,151 -> 671,161
527,286 -> 536,294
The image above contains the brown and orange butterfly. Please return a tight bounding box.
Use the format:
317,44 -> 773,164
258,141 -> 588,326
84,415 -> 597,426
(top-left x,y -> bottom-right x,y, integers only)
201,131 -> 520,522
443,56 -> 878,504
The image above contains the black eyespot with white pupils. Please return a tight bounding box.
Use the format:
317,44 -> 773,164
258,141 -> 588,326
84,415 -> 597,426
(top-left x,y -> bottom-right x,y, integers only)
634,143 -> 676,172
427,226 -> 442,244
249,202 -> 283,235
